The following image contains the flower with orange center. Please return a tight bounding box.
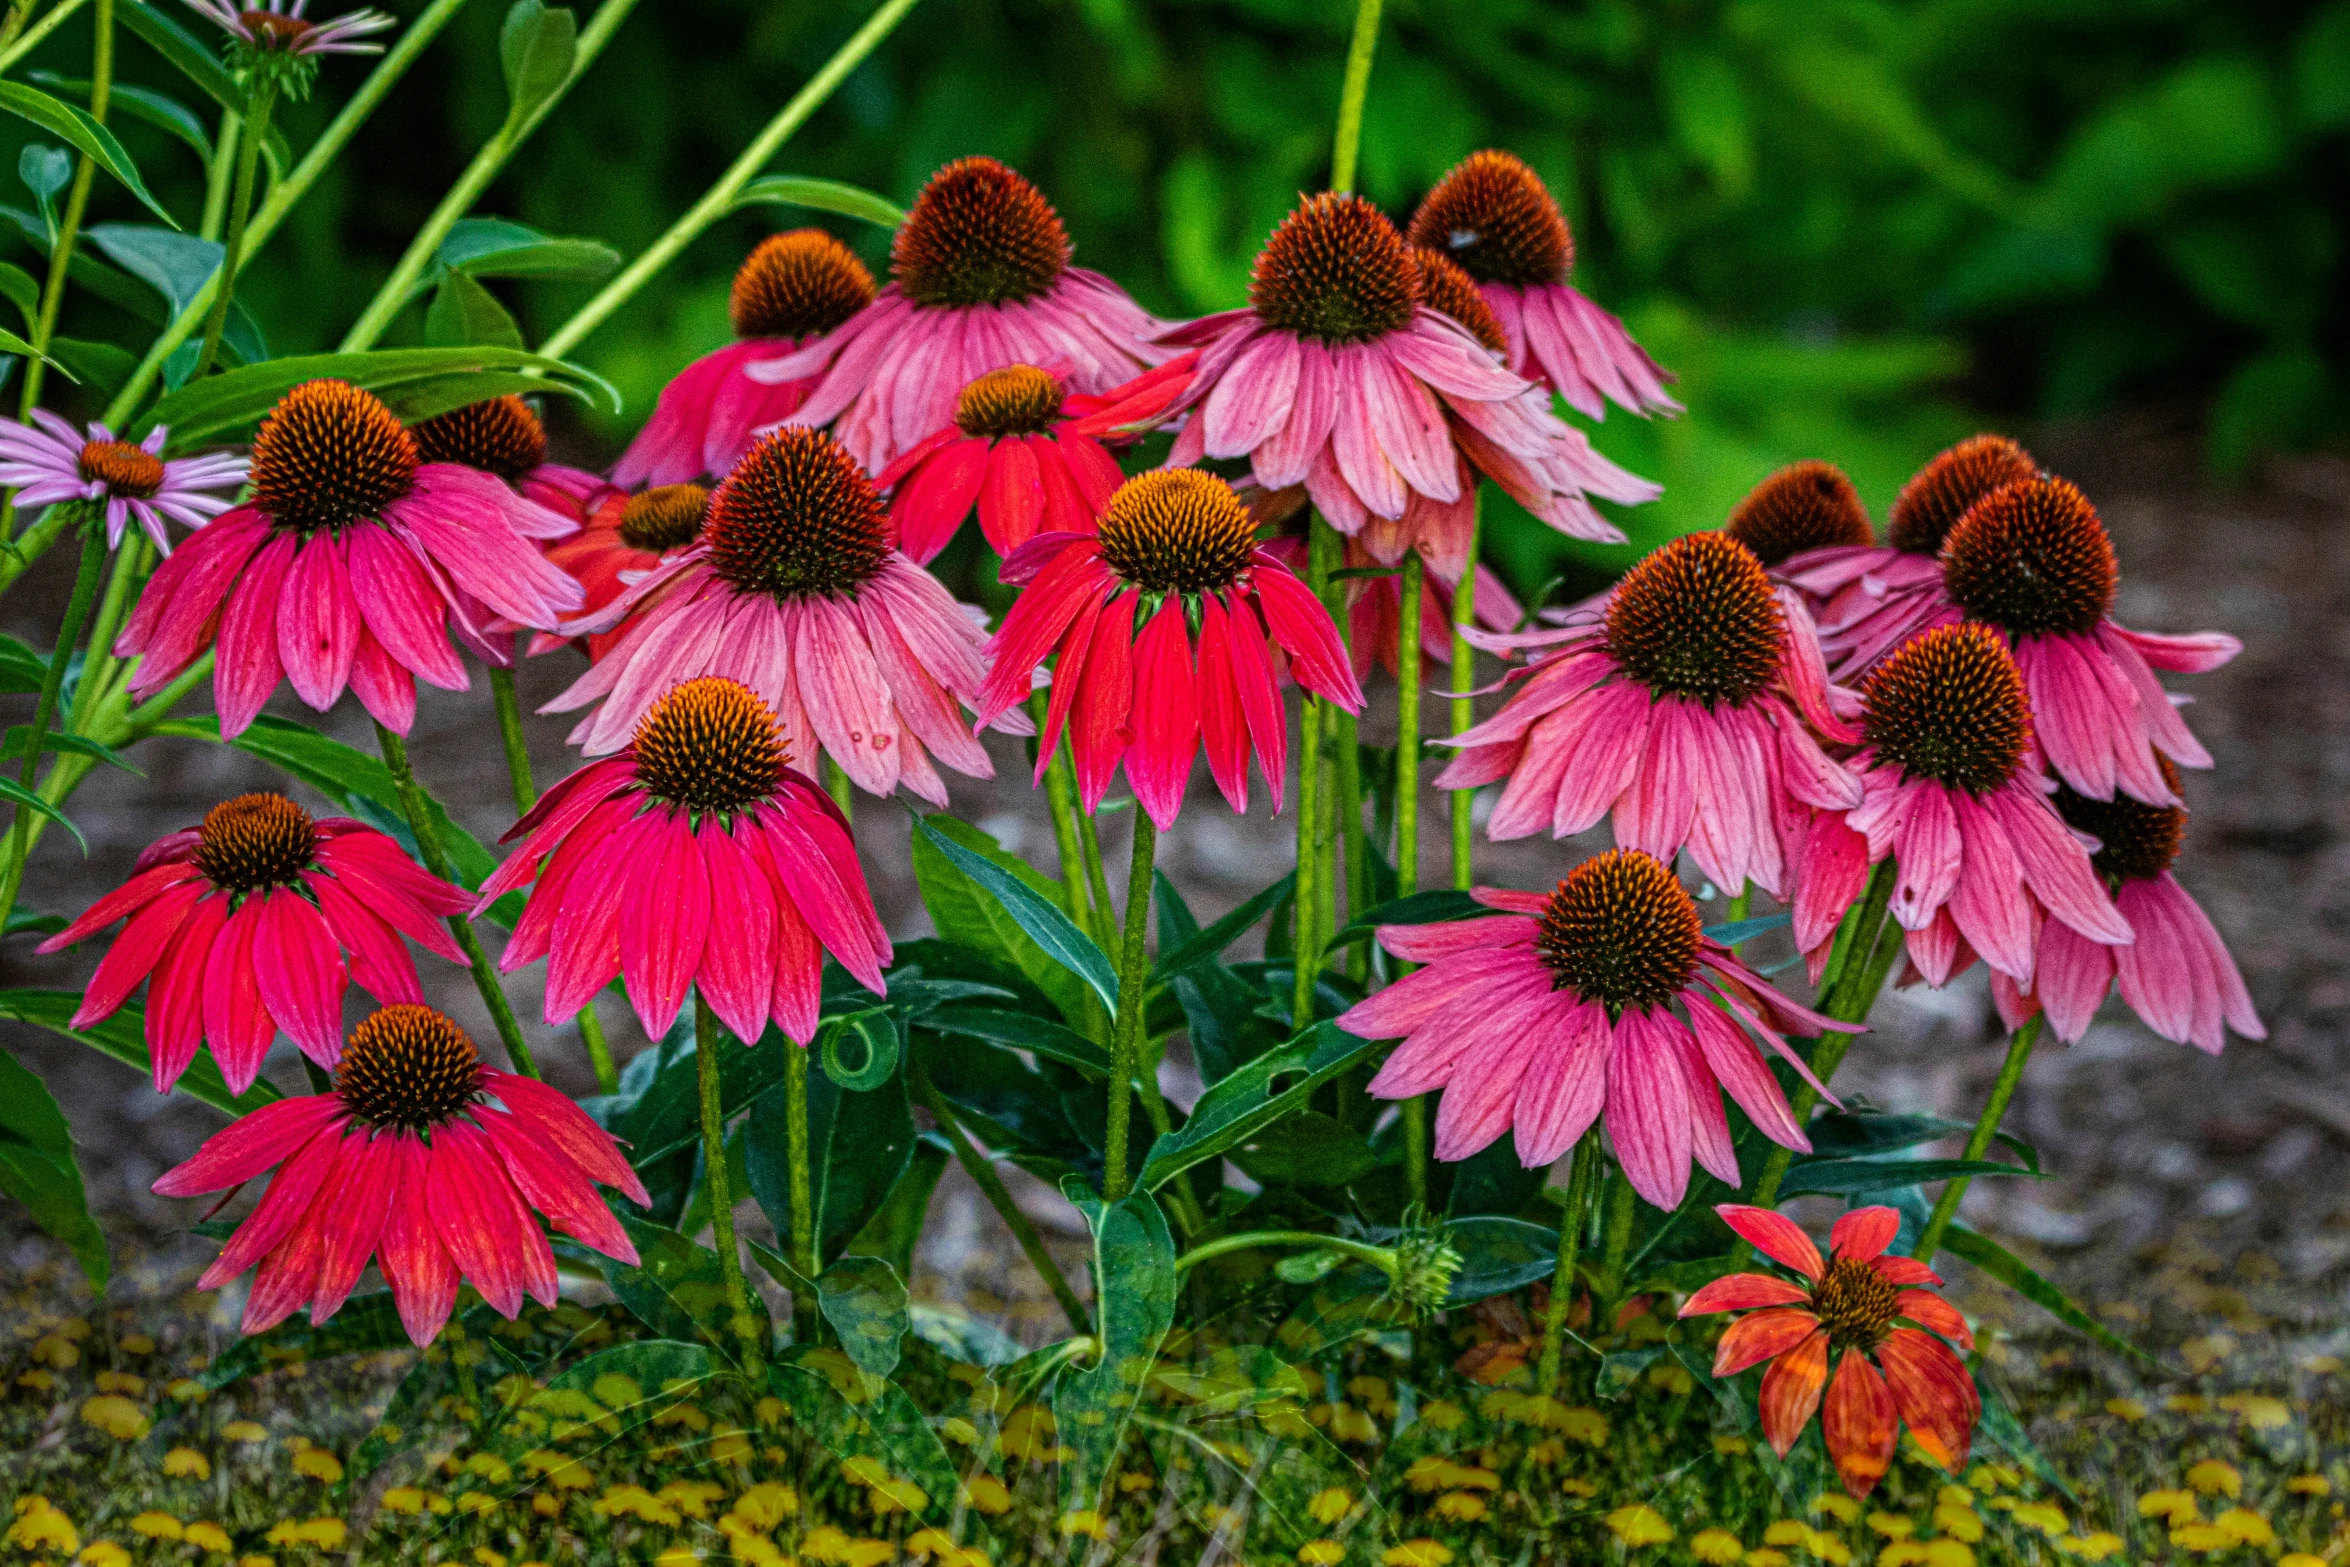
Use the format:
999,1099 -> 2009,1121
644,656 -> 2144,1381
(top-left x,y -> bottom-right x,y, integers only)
752,159 -> 1167,473
616,230 -> 877,488
1724,462 -> 1875,569
1156,190 -> 1660,578
1340,850 -> 1844,1210
38,794 -> 472,1093
1789,623 -> 2132,988
409,395 -> 608,521
182,0 -> 393,66
116,379 -> 583,736
0,411 -> 246,552
971,469 -> 1363,827
529,482 -> 713,660
1435,531 -> 1861,900
1406,149 -> 1680,419
153,1003 -> 647,1345
1680,1205 -> 1980,1500
480,677 -> 890,1042
874,354 -> 1197,562
545,427 -> 1021,802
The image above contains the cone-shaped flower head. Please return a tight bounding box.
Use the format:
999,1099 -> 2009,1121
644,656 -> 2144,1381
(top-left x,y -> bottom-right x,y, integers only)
1725,461 -> 1874,568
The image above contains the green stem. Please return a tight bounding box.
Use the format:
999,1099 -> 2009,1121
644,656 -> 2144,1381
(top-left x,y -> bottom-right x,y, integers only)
577,1004 -> 617,1095
1174,1230 -> 1395,1277
372,721 -> 539,1078
0,518 -> 103,924
1075,803 -> 1118,956
0,0 -> 88,76
1724,884 -> 1751,925
186,71 -> 275,383
694,992 -> 763,1375
199,104 -> 239,241
1292,520 -> 1339,1026
536,0 -> 925,360
1914,1016 -> 2043,1260
1326,0 -> 1384,196
1396,551 -> 1425,1206
1535,1132 -> 1601,1392
1042,737 -> 1092,929
1101,811 -> 1158,1202
911,1061 -> 1089,1335
1449,499 -> 1481,891
820,755 -> 852,822
783,1037 -> 817,1340
1596,1162 -> 1635,1323
61,534 -> 145,739
488,663 -> 536,814
13,0 -> 111,421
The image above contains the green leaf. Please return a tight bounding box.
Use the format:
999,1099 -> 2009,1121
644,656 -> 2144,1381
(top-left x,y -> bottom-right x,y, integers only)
922,1003 -> 1111,1078
1776,1157 -> 2039,1199
136,345 -> 619,448
0,1044 -> 105,1285
817,1007 -> 899,1091
744,1047 -> 915,1267
0,633 -> 43,693
439,217 -> 620,281
1149,871 -> 1294,979
45,338 -> 132,395
732,174 -> 906,229
198,1292 -> 408,1390
615,1035 -> 798,1173
844,1133 -> 948,1283
0,80 -> 176,226
30,75 -> 210,163
908,1301 -> 1023,1368
598,1215 -> 771,1368
1136,1020 -> 1380,1192
119,0 -> 247,117
5,909 -> 66,938
0,725 -> 138,773
911,814 -> 1116,1020
0,259 -> 38,325
1054,1184 -> 1175,1517
0,990 -> 281,1118
816,1255 -> 908,1382
1327,889 -> 1485,950
1940,1225 -> 2161,1371
1706,912 -> 1791,946
911,1030 -> 1101,1188
424,269 -> 524,350
1596,1346 -> 1664,1400
0,775 -> 83,852
498,0 -> 577,126
1229,1109 -> 1373,1189
764,1348 -> 960,1521
1443,1216 -> 1558,1306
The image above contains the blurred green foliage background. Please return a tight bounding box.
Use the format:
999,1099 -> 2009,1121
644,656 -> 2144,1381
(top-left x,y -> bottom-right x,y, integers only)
7,0 -> 2348,593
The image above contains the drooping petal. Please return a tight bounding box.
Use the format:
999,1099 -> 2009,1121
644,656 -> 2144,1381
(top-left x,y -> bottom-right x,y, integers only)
1875,1328 -> 1980,1474
693,823 -> 778,1046
1125,596 -> 1200,830
1715,1204 -> 1825,1281
481,1069 -> 650,1204
152,1094 -> 345,1197
200,896 -> 277,1094
250,888 -> 349,1069
1680,1274 -> 1814,1317
376,1133 -> 462,1346
1758,1328 -> 1830,1456
617,809 -> 710,1040
1822,1346 -> 1899,1498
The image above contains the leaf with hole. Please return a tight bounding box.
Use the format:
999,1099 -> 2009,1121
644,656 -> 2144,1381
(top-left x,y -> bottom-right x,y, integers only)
1136,1021 -> 1380,1191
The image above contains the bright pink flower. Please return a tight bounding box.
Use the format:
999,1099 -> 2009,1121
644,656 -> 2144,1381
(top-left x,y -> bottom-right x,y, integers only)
1790,623 -> 2133,989
1991,764 -> 2262,1053
153,1004 -> 647,1344
1681,1205 -> 1979,1499
1407,150 -> 1679,420
527,481 -> 712,661
1156,193 -> 1658,571
757,159 -> 1165,474
1257,527 -> 1523,685
545,427 -> 1024,805
874,356 -> 1194,563
37,794 -> 471,1094
614,231 -> 878,487
480,676 -> 891,1044
0,411 -> 246,553
115,379 -> 583,737
1342,849 -> 1846,1211
971,469 -> 1364,830
1435,532 -> 1861,901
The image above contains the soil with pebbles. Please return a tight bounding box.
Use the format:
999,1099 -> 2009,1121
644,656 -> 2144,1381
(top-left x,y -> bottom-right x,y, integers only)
3,408 -> 2345,1332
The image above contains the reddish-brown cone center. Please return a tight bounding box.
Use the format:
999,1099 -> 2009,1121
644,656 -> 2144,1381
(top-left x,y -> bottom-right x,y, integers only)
704,427 -> 890,599
631,676 -> 787,815
731,229 -> 877,340
193,792 -> 317,894
1097,469 -> 1256,595
1887,434 -> 2038,556
409,395 -> 547,482
77,439 -> 166,499
336,1005 -> 483,1131
955,365 -> 1065,438
1725,461 -> 1874,567
1940,476 -> 2117,638
1862,623 -> 2030,795
1411,247 -> 1506,354
1604,532 -> 1784,707
617,484 -> 710,553
1250,193 -> 1417,344
1405,149 -> 1573,287
1533,849 -> 1703,1014
892,157 -> 1070,309
248,379 -> 418,533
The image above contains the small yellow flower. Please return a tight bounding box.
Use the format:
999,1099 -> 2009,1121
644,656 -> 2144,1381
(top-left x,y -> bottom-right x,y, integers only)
730,1483 -> 798,1531
379,1487 -> 426,1516
1382,1543 -> 1454,1567
296,1518 -> 346,1548
129,1512 -> 184,1540
868,1476 -> 929,1515
2139,1489 -> 2198,1524
2103,1398 -> 2146,1420
93,1371 -> 146,1396
942,1416 -> 979,1446
657,1480 -> 726,1519
15,1368 -> 53,1392
119,1334 -> 156,1355
1762,1522 -> 1813,1549
1933,1503 -> 1983,1543
222,1420 -> 268,1443
162,1447 -> 212,1480
2008,1502 -> 2067,1537
5,1499 -> 78,1555
78,1542 -> 133,1567
1433,1491 -> 1487,1523
1744,1553 -> 1791,1567
710,1425 -> 753,1463
1713,1435 -> 1749,1455
1811,1538 -> 1853,1566
1299,1544 -> 1345,1566
1606,1505 -> 1673,1547
2213,1508 -> 2276,1546
2282,1555 -> 2331,1567
2218,1392 -> 2292,1430
1417,1399 -> 1466,1432
79,1394 -> 149,1440
1058,1510 -> 1109,1540
1866,1512 -> 1913,1540
291,1448 -> 344,1482
1920,1544 -> 1976,1567
167,1379 -> 208,1402
473,1550 -> 507,1567
651,1548 -> 697,1567
1877,1545 -> 1929,1567
1812,1494 -> 1860,1524
1309,1488 -> 1352,1526
183,1520 -> 232,1552
237,1556 -> 275,1567
2169,1522 -> 2234,1553
962,1475 -> 1011,1515
839,1542 -> 895,1567
2303,1355 -> 2345,1375
2288,1474 -> 2332,1496
28,1333 -> 79,1369
2185,1459 -> 2242,1498
1690,1528 -> 1744,1564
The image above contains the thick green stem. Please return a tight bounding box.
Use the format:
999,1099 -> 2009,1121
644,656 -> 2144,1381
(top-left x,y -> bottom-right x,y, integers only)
1597,1162 -> 1635,1322
783,1037 -> 817,1340
0,519 -> 104,924
576,1004 -> 617,1095
11,0 -> 109,423
199,105 -> 239,240
1101,811 -> 1158,1202
488,663 -> 536,814
1292,521 -> 1339,1025
1326,0 -> 1384,195
694,992 -> 763,1374
1448,500 -> 1481,891
820,755 -> 853,822
537,0 -> 925,360
1915,1016 -> 2043,1259
187,72 -> 275,383
1535,1132 -> 1602,1392
1396,551 -> 1425,1206
372,722 -> 538,1078
912,1061 -> 1089,1335
1724,884 -> 1751,925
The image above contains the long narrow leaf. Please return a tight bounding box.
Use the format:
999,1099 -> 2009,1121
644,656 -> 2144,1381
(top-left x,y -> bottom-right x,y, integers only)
138,346 -> 621,447
732,174 -> 905,229
1776,1156 -> 2040,1198
0,777 -> 84,852
913,815 -> 1118,1012
1150,871 -> 1294,980
1941,1224 -> 2162,1370
0,80 -> 176,227
1137,1021 -> 1380,1191
0,989 -> 281,1117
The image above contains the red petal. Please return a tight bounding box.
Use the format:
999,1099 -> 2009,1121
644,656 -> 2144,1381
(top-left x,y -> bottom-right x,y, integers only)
36,861 -> 201,953
1758,1327 -> 1829,1456
1822,1346 -> 1898,1499
692,824 -> 777,1046
144,889 -> 227,1094
74,878 -> 207,1026
1715,1204 -> 1824,1281
1713,1306 -> 1824,1377
1870,1255 -> 1943,1288
1193,593 -> 1250,812
308,1128 -> 400,1323
1830,1205 -> 1901,1262
1895,1288 -> 1974,1350
1125,596 -> 1200,831
481,1069 -> 650,1206
477,1105 -> 637,1265
1068,592 -> 1135,812
152,1094 -> 344,1197
376,1134 -> 459,1346
1877,1328 -> 1980,1473
1680,1273 -> 1814,1317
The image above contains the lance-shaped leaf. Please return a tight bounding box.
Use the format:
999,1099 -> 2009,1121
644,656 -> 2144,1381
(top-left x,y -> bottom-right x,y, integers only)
1136,1021 -> 1380,1192
0,989 -> 279,1117
1054,1182 -> 1176,1518
732,174 -> 906,229
0,80 -> 175,225
912,814 -> 1117,1017
744,1046 -> 915,1268
0,1044 -> 105,1285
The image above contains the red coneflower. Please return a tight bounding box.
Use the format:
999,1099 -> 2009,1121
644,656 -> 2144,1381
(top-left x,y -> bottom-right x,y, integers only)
1680,1205 -> 1979,1499
1258,529 -> 1524,685
971,469 -> 1364,829
37,794 -> 471,1093
153,1004 -> 648,1344
528,481 -> 712,661
115,379 -> 584,736
481,676 -> 891,1044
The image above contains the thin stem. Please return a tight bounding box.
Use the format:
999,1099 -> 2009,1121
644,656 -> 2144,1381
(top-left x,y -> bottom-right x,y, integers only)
1174,1230 -> 1394,1277
0,518 -> 103,925
488,663 -> 536,813
1326,0 -> 1385,196
820,755 -> 853,822
1535,1132 -> 1601,1391
1915,1016 -> 2043,1259
1076,804 -> 1118,956
1724,884 -> 1751,925
1291,521 -> 1338,1026
577,1004 -> 617,1095
911,1060 -> 1089,1335
783,1038 -> 817,1341
536,0 -> 926,361
62,534 -> 145,738
1101,811 -> 1158,1202
1449,499 -> 1481,891
694,992 -> 763,1375
1596,1161 -> 1635,1323
1396,551 -> 1425,1207
372,721 -> 539,1078
1041,731 -> 1093,929
0,490 -> 78,592
199,105 -> 239,241
0,0 -> 88,76
187,72 -> 275,383
14,0 -> 112,419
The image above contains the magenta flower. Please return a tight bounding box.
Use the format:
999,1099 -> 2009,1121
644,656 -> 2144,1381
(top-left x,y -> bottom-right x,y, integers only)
756,158 -> 1165,474
154,1005 -> 647,1344
1156,192 -> 1658,571
615,230 -> 878,488
545,427 -> 1021,805
182,0 -> 393,57
481,676 -> 891,1044
1406,150 -> 1679,421
1435,531 -> 1861,901
1791,623 -> 2132,988
37,794 -> 471,1094
116,380 -> 583,737
1342,850 -> 1845,1210
1990,763 -> 2262,1053
0,412 -> 246,552
971,470 -> 1365,830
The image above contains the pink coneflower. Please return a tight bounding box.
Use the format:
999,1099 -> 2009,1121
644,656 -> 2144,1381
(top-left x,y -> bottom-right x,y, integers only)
35,794 -> 471,1094
1434,531 -> 1861,901
874,356 -> 1194,564
409,394 -> 608,522
1157,193 -> 1658,569
479,676 -> 890,1044
0,412 -> 246,552
1257,526 -> 1523,685
528,482 -> 711,661
1406,150 -> 1679,420
152,1004 -> 647,1344
614,230 -> 878,488
757,158 -> 1165,474
971,469 -> 1364,829
1790,623 -> 2133,988
115,379 -> 583,736
1341,850 -> 1845,1210
1723,461 -> 1876,571
182,0 -> 393,58
1681,1205 -> 1979,1499
1991,760 -> 2262,1053
544,427 -> 1020,804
